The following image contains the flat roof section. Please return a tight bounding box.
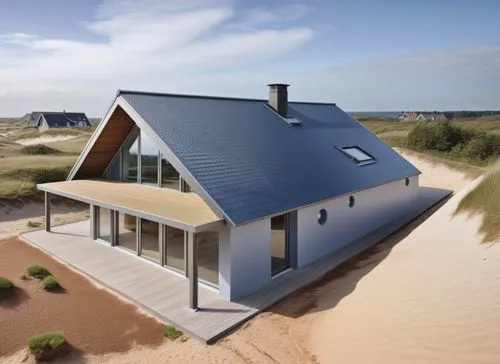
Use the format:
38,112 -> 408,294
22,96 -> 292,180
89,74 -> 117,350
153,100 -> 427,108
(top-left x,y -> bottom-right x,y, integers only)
37,180 -> 223,232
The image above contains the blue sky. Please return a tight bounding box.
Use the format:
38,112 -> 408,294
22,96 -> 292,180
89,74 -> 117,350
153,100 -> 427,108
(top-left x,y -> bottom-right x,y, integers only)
0,0 -> 499,116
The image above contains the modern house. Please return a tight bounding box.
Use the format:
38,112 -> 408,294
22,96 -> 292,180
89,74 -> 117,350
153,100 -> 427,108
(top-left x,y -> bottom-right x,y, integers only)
399,111 -> 447,121
28,111 -> 91,130
37,84 -> 422,309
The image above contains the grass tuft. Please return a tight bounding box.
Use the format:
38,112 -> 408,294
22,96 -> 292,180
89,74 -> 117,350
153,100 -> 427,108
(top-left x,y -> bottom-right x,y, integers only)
455,161 -> 500,242
42,275 -> 59,291
27,220 -> 43,228
21,144 -> 60,155
27,264 -> 51,279
27,331 -> 67,361
163,325 -> 183,341
0,277 -> 13,292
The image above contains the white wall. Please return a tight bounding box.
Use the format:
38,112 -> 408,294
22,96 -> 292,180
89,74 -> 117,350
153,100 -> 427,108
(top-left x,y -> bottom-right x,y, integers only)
218,218 -> 271,300
297,176 -> 419,267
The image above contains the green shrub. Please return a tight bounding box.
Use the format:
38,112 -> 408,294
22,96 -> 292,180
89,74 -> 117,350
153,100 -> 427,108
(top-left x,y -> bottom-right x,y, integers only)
163,325 -> 183,340
0,277 -> 13,292
21,144 -> 60,155
42,275 -> 59,291
27,265 -> 51,279
407,121 -> 469,152
27,331 -> 67,361
463,134 -> 500,163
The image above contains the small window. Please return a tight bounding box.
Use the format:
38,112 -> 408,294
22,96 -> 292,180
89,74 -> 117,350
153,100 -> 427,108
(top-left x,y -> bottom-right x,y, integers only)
338,146 -> 375,165
317,209 -> 327,225
349,196 -> 355,208
405,177 -> 410,186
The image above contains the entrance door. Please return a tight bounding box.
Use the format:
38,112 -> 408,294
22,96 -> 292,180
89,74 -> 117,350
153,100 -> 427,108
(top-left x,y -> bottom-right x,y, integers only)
271,213 -> 291,276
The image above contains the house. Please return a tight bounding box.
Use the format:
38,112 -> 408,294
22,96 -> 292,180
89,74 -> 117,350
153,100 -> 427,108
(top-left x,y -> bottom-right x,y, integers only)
28,111 -> 91,130
399,111 -> 447,121
36,84 -> 422,309
416,112 -> 447,122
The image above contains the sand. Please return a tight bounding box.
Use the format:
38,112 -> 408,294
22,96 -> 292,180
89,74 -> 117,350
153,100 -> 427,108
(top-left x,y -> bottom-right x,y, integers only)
2,152 -> 497,364
0,201 -> 89,240
0,238 -> 165,359
16,135 -> 76,146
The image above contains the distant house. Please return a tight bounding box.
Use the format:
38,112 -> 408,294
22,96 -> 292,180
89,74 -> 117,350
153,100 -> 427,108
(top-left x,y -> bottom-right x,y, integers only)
28,111 -> 91,131
398,112 -> 447,122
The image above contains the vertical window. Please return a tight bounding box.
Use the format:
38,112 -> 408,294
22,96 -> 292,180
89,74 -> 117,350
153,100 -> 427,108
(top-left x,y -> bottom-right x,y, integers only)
123,134 -> 139,182
164,226 -> 185,271
140,131 -> 159,185
117,213 -> 137,252
161,154 -> 180,190
271,214 -> 289,276
98,207 -> 112,243
140,218 -> 160,263
197,231 -> 219,285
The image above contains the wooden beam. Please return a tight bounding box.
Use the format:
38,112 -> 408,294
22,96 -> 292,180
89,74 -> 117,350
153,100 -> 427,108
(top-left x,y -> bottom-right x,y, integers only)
44,192 -> 51,232
188,232 -> 198,310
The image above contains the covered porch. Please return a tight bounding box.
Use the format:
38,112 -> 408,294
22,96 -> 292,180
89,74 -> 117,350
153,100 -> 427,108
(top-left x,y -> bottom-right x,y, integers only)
38,179 -> 224,310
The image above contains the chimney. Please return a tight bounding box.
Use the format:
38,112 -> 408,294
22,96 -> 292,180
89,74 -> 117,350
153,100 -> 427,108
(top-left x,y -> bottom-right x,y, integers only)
268,83 -> 289,117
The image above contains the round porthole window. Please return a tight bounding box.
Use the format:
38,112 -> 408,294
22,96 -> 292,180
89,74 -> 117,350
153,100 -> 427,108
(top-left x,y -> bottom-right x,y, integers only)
349,195 -> 355,208
405,177 -> 410,186
317,209 -> 327,225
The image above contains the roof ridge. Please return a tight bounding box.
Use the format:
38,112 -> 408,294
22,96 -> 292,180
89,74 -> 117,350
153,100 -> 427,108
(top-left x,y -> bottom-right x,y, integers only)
117,89 -> 336,106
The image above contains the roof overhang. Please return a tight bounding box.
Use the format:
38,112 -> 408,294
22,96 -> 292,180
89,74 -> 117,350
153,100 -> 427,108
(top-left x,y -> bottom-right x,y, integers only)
38,180 -> 224,233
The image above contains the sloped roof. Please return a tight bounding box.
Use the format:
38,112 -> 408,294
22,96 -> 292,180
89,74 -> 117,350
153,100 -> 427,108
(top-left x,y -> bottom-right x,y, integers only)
37,112 -> 90,127
113,91 -> 420,225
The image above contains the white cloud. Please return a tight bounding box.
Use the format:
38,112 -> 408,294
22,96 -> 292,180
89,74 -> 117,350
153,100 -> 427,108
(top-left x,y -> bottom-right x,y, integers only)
0,0 -> 313,115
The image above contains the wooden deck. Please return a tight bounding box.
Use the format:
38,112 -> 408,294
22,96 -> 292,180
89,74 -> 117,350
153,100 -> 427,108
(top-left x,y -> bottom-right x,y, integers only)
21,186 -> 450,343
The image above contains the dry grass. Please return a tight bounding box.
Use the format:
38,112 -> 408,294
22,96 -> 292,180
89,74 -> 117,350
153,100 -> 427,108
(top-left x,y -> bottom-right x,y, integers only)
0,180 -> 36,199
456,161 -> 500,242
0,155 -> 76,172
49,135 -> 90,153
395,148 -> 484,178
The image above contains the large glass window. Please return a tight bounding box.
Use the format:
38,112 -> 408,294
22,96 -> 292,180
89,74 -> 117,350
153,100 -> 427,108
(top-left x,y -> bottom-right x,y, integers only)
197,231 -> 219,285
117,213 -> 137,252
98,207 -> 112,243
161,155 -> 180,190
271,214 -> 289,276
140,131 -> 159,185
123,134 -> 139,182
165,226 -> 185,271
140,218 -> 160,262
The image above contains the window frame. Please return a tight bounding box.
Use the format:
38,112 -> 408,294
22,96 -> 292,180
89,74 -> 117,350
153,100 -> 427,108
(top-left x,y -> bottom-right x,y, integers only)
337,146 -> 376,166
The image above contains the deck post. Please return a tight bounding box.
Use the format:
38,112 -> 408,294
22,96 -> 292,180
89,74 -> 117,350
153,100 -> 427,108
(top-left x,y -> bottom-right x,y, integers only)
188,231 -> 198,310
136,217 -> 141,255
159,224 -> 165,266
44,192 -> 51,232
90,205 -> 98,239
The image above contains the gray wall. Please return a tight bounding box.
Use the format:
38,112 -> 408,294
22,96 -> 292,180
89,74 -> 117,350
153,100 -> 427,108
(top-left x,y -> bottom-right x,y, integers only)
296,176 -> 419,267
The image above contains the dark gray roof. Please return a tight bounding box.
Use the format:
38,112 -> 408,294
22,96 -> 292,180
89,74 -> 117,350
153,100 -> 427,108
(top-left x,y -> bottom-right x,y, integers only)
120,91 -> 420,225
36,112 -> 90,127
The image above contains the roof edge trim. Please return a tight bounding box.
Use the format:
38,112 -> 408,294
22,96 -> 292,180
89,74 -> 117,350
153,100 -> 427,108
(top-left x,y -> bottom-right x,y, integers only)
117,96 -> 229,224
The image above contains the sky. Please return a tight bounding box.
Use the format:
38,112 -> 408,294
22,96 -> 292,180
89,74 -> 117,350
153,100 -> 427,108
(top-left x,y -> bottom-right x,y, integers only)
0,0 -> 499,116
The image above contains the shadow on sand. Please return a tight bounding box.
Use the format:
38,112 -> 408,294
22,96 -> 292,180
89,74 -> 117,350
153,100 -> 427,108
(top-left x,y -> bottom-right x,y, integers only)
0,286 -> 30,308
268,193 -> 453,319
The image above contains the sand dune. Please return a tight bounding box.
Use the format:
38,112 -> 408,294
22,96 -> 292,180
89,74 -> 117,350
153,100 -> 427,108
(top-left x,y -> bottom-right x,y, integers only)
16,135 -> 76,146
309,178 -> 500,363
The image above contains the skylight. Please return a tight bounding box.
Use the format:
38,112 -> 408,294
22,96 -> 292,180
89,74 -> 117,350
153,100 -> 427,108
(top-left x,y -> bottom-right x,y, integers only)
339,146 -> 376,165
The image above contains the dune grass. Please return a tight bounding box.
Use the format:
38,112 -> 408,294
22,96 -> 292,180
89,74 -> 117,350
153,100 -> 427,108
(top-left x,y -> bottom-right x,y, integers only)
456,162 -> 500,242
